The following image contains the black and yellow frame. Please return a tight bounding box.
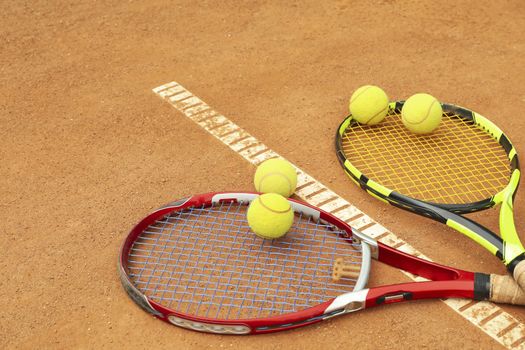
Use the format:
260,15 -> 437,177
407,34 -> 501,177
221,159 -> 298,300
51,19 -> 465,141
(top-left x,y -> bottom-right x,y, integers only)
335,101 -> 524,273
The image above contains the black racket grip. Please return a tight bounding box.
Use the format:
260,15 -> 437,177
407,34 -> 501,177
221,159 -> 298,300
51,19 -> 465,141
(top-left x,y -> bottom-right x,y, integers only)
474,273 -> 491,301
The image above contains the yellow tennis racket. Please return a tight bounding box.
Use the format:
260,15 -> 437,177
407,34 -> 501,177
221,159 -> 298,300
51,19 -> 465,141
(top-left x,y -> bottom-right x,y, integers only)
335,101 -> 525,289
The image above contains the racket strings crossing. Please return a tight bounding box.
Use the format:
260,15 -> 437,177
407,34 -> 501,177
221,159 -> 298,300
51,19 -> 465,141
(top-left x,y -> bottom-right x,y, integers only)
341,108 -> 512,204
126,201 -> 363,320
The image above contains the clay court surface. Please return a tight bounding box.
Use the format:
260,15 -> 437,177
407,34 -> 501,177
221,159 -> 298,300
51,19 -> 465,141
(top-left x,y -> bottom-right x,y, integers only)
2,0 -> 525,348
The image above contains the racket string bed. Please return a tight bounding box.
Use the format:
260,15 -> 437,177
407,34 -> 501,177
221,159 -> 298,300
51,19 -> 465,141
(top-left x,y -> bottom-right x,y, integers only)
120,192 -> 525,334
343,112 -> 507,196
126,201 -> 363,320
341,108 -> 512,204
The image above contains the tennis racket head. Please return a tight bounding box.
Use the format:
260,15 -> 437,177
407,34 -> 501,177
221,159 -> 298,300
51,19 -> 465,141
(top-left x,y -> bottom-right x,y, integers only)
335,101 -> 520,214
119,192 -> 374,334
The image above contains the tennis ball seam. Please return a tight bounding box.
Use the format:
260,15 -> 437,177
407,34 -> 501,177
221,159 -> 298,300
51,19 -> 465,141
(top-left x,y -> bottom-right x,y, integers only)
257,196 -> 291,214
349,86 -> 388,125
349,85 -> 372,104
364,104 -> 389,124
257,172 -> 292,194
404,99 -> 439,125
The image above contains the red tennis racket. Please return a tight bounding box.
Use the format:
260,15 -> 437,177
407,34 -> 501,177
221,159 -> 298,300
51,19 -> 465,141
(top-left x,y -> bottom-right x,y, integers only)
119,192 -> 525,335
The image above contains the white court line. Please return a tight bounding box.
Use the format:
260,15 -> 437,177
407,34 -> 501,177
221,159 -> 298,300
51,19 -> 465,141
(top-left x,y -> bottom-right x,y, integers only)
153,81 -> 525,349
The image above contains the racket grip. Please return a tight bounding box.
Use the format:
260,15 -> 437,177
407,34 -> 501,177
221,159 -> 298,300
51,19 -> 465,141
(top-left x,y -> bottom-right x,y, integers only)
513,260 -> 525,291
489,274 -> 525,305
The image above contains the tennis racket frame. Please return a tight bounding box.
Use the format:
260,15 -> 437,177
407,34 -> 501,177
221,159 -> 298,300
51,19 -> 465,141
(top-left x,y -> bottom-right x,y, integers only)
335,101 -> 524,272
119,192 -> 501,334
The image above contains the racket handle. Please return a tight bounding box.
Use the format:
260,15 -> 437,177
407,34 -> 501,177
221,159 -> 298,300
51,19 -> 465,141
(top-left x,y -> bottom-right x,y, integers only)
512,259 -> 525,291
489,274 -> 525,305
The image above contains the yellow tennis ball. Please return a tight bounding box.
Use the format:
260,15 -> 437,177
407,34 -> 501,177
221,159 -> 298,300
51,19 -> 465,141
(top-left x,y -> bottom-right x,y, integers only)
401,93 -> 443,134
348,85 -> 389,125
247,193 -> 294,239
254,158 -> 297,197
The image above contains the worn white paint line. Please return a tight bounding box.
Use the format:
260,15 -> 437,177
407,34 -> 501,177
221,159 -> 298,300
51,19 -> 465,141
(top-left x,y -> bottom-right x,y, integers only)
153,81 -> 525,350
